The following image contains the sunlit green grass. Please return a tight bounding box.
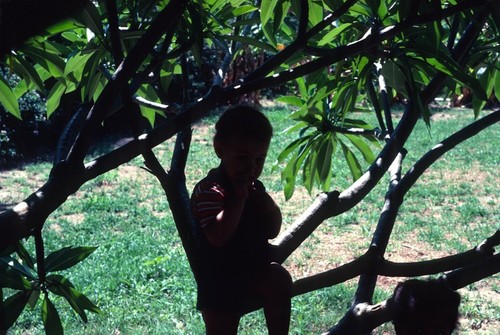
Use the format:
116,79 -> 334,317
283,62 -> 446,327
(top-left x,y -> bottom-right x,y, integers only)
2,106 -> 498,334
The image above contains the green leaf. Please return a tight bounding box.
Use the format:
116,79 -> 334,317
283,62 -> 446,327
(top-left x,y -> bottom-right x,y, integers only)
232,5 -> 257,16
281,134 -> 317,199
308,0 -> 324,26
377,0 -> 388,19
262,21 -> 277,47
72,0 -> 104,41
0,75 -> 21,119
473,66 -> 495,118
0,256 -> 36,280
47,274 -> 101,322
276,134 -> 310,163
187,4 -> 204,66
138,84 -> 165,127
16,242 -> 36,270
340,140 -> 362,180
46,81 -> 67,118
208,0 -> 230,15
261,0 -> 279,27
405,42 -> 487,101
381,60 -> 408,96
14,79 -> 29,99
64,51 -> 95,79
92,75 -> 107,103
0,260 -> 32,290
275,96 -> 304,107
27,289 -> 41,309
345,134 -> 375,163
302,140 -> 320,193
81,50 -> 103,101
318,23 -> 352,46
350,2 -> 371,17
11,55 -> 45,92
342,118 -> 376,130
317,135 -> 335,191
1,291 -> 29,329
20,44 -> 66,78
44,246 -> 97,273
42,295 -> 63,335
295,77 -> 308,97
45,19 -> 82,36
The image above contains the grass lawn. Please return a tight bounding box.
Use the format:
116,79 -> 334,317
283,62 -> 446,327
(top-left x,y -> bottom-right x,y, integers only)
1,105 -> 498,334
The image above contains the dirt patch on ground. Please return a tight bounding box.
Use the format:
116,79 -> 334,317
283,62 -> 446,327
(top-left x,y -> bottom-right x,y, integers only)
422,161 -> 494,185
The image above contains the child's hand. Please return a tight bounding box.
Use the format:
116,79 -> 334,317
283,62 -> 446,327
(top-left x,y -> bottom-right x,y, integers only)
231,176 -> 255,200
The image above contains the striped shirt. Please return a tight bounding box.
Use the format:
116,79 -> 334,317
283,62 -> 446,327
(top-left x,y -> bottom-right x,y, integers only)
192,180 -> 226,229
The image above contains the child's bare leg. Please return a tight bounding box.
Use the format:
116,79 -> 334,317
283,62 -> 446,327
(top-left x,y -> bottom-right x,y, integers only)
254,263 -> 292,335
202,309 -> 240,335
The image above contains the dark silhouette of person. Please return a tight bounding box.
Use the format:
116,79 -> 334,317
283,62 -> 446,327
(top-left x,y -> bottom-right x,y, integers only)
392,279 -> 461,335
191,105 -> 292,335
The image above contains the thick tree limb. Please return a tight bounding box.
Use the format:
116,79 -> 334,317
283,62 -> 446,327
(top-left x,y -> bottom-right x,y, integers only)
321,251 -> 499,335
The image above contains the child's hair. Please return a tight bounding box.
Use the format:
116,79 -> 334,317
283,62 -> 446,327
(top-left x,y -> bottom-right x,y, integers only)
214,105 -> 273,143
392,279 -> 461,335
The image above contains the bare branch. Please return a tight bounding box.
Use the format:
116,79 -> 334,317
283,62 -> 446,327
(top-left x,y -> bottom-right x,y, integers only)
375,61 -> 394,134
365,77 -> 387,135
105,0 -> 124,65
297,0 -> 308,38
397,109 -> 500,197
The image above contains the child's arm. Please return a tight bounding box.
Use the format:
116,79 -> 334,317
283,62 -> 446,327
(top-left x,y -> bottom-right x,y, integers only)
200,179 -> 252,248
259,192 -> 282,239
203,193 -> 246,247
250,183 -> 282,239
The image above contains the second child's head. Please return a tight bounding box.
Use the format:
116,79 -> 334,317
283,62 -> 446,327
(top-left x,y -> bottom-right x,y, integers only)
214,105 -> 273,185
392,279 -> 461,335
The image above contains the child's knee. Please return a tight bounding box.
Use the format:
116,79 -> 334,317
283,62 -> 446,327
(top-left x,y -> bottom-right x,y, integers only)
268,262 -> 292,294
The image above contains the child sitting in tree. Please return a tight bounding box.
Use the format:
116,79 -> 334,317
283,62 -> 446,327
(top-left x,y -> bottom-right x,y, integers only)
191,105 -> 292,335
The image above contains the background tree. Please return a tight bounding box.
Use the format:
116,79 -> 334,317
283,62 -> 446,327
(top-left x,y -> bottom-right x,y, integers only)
0,0 -> 499,333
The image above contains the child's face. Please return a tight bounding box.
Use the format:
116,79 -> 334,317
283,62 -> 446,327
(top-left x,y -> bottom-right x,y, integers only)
214,134 -> 269,185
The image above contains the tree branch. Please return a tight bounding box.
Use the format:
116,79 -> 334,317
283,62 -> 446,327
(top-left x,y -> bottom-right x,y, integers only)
365,76 -> 387,135
297,0 -> 308,38
397,109 -> 500,198
292,229 -> 499,297
375,61 -> 394,134
105,0 -> 124,66
321,251 -> 499,335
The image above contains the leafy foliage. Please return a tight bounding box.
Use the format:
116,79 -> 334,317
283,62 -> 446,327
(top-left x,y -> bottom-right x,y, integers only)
2,0 -> 497,190
0,243 -> 101,332
0,0 -> 498,333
